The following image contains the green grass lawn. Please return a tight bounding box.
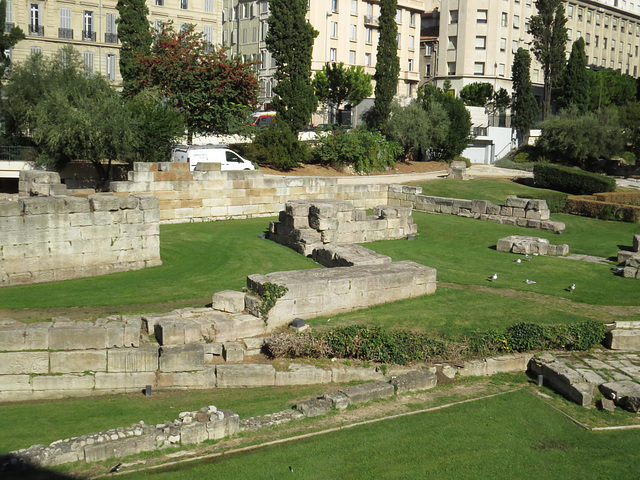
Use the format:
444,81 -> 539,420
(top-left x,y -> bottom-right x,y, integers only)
119,389 -> 640,480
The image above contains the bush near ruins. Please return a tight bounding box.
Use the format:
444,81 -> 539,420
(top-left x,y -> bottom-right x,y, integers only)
533,163 -> 616,195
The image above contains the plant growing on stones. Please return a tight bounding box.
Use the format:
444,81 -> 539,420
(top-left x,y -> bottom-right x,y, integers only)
257,282 -> 288,325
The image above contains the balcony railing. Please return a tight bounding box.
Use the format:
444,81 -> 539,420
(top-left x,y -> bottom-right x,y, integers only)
105,32 -> 118,44
28,24 -> 44,36
364,15 -> 378,26
4,22 -> 14,33
58,28 -> 73,39
82,30 -> 96,41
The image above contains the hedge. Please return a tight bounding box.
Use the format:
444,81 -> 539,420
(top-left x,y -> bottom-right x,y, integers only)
565,196 -> 640,222
518,192 -> 568,213
593,191 -> 640,205
533,163 -> 616,195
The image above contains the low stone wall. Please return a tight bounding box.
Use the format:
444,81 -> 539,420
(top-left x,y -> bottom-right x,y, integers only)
246,261 -> 437,328
496,235 -> 569,256
388,186 -> 566,232
529,353 -> 594,407
269,200 -> 417,256
110,162 -> 388,224
0,193 -> 161,287
604,321 -> 640,351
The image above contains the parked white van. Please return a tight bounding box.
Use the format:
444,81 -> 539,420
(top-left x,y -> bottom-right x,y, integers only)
171,145 -> 256,171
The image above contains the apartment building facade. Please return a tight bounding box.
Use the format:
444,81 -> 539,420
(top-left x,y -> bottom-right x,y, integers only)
436,0 -> 640,96
221,0 -> 428,113
6,0 -> 222,84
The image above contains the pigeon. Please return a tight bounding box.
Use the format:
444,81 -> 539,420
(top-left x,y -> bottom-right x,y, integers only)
568,284 -> 576,293
109,463 -> 122,474
514,258 -> 522,263
525,279 -> 537,284
488,273 -> 498,281
289,466 -> 294,473
525,254 -> 533,260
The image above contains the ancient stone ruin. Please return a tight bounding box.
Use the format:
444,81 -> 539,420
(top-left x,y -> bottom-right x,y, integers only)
496,235 -> 569,256
617,234 -> 640,278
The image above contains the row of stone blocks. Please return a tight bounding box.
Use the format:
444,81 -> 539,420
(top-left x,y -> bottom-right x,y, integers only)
496,235 -> 569,256
530,353 -> 640,412
388,186 -> 566,232
269,199 -> 417,256
8,405 -> 239,467
617,234 -> 640,278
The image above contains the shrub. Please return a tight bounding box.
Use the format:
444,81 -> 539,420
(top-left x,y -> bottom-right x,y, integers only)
495,157 -> 535,172
621,151 -> 637,165
565,320 -> 607,351
505,322 -> 546,352
565,196 -> 640,222
513,152 -> 530,163
246,123 -> 310,171
452,156 -> 471,168
517,192 -> 568,213
533,163 -> 616,195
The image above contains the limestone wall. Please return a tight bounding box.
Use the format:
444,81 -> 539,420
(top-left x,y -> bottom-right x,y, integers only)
0,193 -> 161,287
388,186 -> 566,232
110,162 -> 388,224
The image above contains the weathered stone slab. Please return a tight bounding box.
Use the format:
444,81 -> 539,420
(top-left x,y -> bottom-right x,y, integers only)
84,434 -> 155,463
180,422 -> 209,445
211,290 -> 246,313
390,370 -> 437,394
207,410 -> 239,440
49,323 -> 107,350
275,364 -> 332,386
605,329 -> 640,351
223,342 -> 244,362
158,345 -> 205,372
311,244 -> 392,267
295,397 -> 332,417
50,350 -> 107,373
0,352 -> 49,374
340,381 -> 395,404
322,390 -> 350,409
529,356 -> 593,406
331,366 -> 384,383
108,346 -> 159,372
0,374 -> 32,391
156,370 -> 216,389
94,372 -> 156,391
215,364 -> 276,387
600,381 -> 640,412
31,374 -> 95,391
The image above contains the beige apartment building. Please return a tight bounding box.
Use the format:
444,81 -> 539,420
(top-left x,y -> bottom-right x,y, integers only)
6,0 -> 221,84
222,0 -> 428,116
436,0 -> 640,96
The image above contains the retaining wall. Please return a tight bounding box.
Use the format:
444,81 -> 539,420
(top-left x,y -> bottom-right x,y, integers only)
0,193 -> 161,287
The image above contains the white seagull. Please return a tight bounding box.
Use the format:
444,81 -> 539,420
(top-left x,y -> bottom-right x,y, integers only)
525,254 -> 533,260
489,273 -> 498,281
514,258 -> 522,263
569,284 -> 576,293
525,279 -> 537,284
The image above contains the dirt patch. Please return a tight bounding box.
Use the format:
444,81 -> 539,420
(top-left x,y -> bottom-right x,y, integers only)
259,160 -> 448,177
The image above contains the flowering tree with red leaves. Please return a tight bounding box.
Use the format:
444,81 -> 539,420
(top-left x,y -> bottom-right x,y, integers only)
131,23 -> 258,137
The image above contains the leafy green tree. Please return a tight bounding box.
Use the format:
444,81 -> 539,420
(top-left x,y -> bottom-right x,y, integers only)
537,107 -> 624,167
248,122 -> 309,171
511,48 -> 539,145
132,23 -> 258,139
586,69 -> 637,111
367,0 -> 400,130
0,0 -> 25,80
618,101 -> 640,159
487,87 -> 511,115
266,0 -> 318,131
313,62 -> 372,124
460,82 -> 495,107
529,0 -> 568,119
116,0 -> 152,93
383,100 -> 449,161
555,37 -> 588,113
417,84 -> 471,161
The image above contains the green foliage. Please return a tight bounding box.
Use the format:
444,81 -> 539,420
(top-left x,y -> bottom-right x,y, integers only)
586,69 -> 638,111
513,152 -> 531,163
617,101 -> 640,159
417,84 -> 472,161
452,156 -> 471,168
534,163 -> 616,195
511,48 -> 539,144
116,0 -> 152,93
0,0 -> 25,80
312,127 -> 400,173
266,0 -> 318,131
536,108 -> 624,167
567,319 -> 607,351
257,282 -> 288,325
620,151 -> 637,165
529,0 -> 569,119
518,192 -> 568,213
460,82 -> 494,107
565,196 -> 640,222
555,37 -> 588,113
367,0 -> 400,130
248,122 -> 309,171
505,322 -> 546,352
131,23 -> 257,137
383,100 -> 449,160
313,62 -> 372,116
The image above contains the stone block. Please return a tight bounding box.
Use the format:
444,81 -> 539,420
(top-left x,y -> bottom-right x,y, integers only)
331,366 -> 385,383
180,421 -> 209,445
504,196 -> 529,208
107,347 -> 159,372
223,342 -> 245,362
322,390 -> 350,409
49,323 -> 107,350
526,199 -> 548,211
340,381 -> 395,404
94,372 -> 156,391
634,234 -> 640,252
84,433 -> 155,463
50,350 -> 107,373
211,290 -> 246,313
216,364 -> 275,387
0,374 -> 32,391
600,381 -> 640,412
604,329 -> 640,351
485,353 -> 532,375
390,370 -> 437,394
0,323 -> 27,351
88,195 -> 122,212
529,356 -> 593,406
159,345 -> 205,372
457,359 -> 488,377
31,374 -> 95,391
295,397 -> 332,417
156,370 -> 216,389
275,364 -> 332,385
207,410 -> 240,440
0,352 -> 49,374
243,337 -> 265,356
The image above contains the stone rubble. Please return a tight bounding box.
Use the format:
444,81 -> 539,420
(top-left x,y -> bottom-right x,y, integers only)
617,234 -> 640,279
496,235 -> 569,256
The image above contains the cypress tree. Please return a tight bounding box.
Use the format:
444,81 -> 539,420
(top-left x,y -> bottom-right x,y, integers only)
266,0 -> 318,131
368,0 -> 400,130
511,48 -> 539,145
555,37 -> 588,113
116,0 -> 152,93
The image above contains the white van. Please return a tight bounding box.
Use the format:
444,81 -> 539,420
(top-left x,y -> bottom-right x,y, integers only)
171,145 -> 256,171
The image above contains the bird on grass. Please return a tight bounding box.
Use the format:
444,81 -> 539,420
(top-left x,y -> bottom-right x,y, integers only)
109,463 -> 122,474
525,279 -> 537,284
525,254 -> 533,260
289,466 -> 294,473
488,273 -> 498,281
514,258 -> 522,263
566,283 -> 576,293
611,267 -> 625,274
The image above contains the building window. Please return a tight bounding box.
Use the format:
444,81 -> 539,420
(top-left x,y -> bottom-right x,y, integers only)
585,33 -> 590,45
448,36 -> 457,50
567,5 -> 573,18
242,28 -> 247,43
350,24 -> 356,41
501,12 -> 508,27
595,35 -> 599,47
447,62 -> 456,75
106,54 -> 116,81
408,35 -> 414,50
351,0 -> 357,15
252,27 -> 257,42
406,82 -> 412,96
425,44 -> 432,55
596,13 -> 601,25
410,12 -> 415,26
408,58 -> 413,71
500,37 -> 506,52
204,0 -> 213,13
474,62 -> 485,75
155,0 -> 163,5
498,63 -> 505,76
30,46 -> 41,56
331,0 -> 338,13
180,0 -> 188,10
349,50 -> 356,64
29,4 -> 43,36
396,8 -> 401,24
477,9 -> 487,24
450,10 -> 458,24
513,15 -> 520,29
331,21 -> 338,38
83,51 -> 94,75
105,13 -> 117,44
204,25 -> 213,48
512,40 -> 518,52
593,57 -> 598,65
612,39 -> 616,51
604,16 -> 609,28
5,0 -> 12,27
330,48 -> 337,62
578,8 -> 583,21
533,69 -> 539,82
59,7 -> 72,39
364,52 -> 371,66
587,10 -> 592,23
366,27 -> 372,44
425,63 -> 431,76
83,11 -> 95,41
476,36 -> 486,50
602,58 -> 606,67
603,38 -> 607,49
577,31 -> 581,38
567,29 -> 572,40
613,18 -> 618,31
